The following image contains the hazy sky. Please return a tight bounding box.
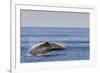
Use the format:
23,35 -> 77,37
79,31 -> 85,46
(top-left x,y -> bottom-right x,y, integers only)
21,10 -> 89,28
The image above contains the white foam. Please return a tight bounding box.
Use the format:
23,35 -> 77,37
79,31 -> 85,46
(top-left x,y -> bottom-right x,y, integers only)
51,42 -> 65,47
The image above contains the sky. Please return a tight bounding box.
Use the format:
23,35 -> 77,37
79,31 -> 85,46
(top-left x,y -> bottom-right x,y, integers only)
21,10 -> 89,28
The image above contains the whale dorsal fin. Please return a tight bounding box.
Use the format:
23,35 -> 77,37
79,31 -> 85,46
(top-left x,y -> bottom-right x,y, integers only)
45,42 -> 51,45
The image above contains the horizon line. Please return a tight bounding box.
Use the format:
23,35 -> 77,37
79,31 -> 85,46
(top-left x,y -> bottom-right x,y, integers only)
21,26 -> 89,28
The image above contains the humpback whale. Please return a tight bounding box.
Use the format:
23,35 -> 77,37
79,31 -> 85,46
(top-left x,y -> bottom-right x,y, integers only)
28,42 -> 64,56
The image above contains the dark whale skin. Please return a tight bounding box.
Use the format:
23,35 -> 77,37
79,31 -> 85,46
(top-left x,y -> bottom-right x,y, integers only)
28,42 -> 64,56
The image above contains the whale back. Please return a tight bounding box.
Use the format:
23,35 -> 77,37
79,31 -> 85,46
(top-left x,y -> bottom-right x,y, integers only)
28,42 -> 64,56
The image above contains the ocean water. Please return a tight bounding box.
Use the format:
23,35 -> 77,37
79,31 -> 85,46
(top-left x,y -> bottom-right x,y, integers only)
21,27 -> 89,63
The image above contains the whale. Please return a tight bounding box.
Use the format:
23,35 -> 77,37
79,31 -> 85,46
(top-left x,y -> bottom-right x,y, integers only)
28,42 -> 64,56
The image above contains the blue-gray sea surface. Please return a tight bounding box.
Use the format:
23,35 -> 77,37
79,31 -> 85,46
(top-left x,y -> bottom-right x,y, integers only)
21,27 -> 89,63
